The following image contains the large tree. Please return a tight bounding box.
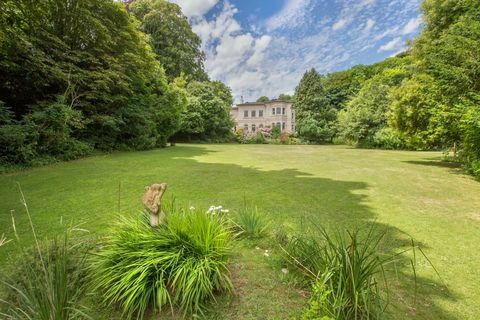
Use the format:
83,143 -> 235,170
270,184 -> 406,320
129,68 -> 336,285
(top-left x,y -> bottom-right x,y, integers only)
175,81 -> 234,141
130,0 -> 208,81
294,69 -> 337,142
390,0 -> 480,174
0,0 -> 186,165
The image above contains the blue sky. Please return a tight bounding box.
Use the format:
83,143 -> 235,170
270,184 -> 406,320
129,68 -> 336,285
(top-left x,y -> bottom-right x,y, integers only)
170,0 -> 423,102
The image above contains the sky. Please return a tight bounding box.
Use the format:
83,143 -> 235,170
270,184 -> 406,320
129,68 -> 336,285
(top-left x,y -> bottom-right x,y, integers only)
169,0 -> 423,103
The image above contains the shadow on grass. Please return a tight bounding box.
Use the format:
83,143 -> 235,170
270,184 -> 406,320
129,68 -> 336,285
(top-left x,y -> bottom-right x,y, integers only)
404,160 -> 462,169
0,145 -> 458,320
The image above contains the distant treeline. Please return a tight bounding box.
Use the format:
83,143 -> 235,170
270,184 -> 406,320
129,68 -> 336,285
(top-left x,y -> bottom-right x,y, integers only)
0,0 -> 233,169
294,0 -> 480,177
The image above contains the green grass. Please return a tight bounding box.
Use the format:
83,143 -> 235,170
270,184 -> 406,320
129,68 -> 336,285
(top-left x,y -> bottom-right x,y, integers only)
1,144 -> 479,319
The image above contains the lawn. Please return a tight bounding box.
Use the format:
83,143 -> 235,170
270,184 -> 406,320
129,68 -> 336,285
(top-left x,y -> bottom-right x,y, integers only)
1,144 -> 479,319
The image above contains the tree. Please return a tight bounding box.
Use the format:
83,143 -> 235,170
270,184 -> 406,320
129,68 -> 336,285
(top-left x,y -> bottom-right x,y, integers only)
256,96 -> 270,103
338,62 -> 411,147
175,81 -> 234,141
294,69 -> 337,142
277,94 -> 293,102
0,0 -> 187,165
390,0 -> 480,168
130,0 -> 208,81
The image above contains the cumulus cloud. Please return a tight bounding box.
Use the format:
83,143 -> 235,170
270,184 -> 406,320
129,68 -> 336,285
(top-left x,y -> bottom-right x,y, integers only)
169,0 -> 219,18
181,0 -> 422,102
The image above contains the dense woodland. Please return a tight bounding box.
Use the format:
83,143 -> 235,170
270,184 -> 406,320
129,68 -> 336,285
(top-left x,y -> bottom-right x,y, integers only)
0,0 -> 233,168
294,0 -> 480,177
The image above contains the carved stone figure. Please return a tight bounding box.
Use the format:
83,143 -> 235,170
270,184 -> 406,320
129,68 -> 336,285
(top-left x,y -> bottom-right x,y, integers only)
142,183 -> 167,226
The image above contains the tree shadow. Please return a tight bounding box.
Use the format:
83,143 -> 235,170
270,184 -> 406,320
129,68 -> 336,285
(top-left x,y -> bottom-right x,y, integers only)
0,145 -> 459,319
404,160 -> 462,169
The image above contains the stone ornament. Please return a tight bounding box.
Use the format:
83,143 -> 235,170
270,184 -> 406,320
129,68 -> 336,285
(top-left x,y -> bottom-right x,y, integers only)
142,183 -> 167,227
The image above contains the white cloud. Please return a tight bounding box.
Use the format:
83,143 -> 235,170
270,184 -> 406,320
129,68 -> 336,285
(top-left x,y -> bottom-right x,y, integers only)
246,35 -> 272,67
402,16 -> 422,35
265,0 -> 311,31
363,19 -> 375,33
169,0 -> 219,18
184,0 -> 422,102
332,18 -> 349,31
378,37 -> 403,52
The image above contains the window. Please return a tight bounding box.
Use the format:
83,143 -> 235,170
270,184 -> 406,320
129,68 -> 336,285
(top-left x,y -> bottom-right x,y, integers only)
244,124 -> 248,131
282,108 -> 285,115
259,124 -> 264,128
251,110 -> 256,117
292,124 -> 295,131
244,110 -> 248,118
282,122 -> 286,130
276,122 -> 281,128
272,108 -> 275,115
252,124 -> 256,132
276,107 -> 281,115
259,110 -> 263,117
272,122 -> 275,128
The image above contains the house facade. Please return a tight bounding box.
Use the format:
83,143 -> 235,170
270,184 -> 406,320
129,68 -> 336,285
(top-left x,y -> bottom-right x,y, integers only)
230,100 -> 295,133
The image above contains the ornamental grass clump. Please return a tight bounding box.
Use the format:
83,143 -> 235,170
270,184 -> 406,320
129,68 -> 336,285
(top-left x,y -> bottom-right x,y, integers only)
90,208 -> 233,319
282,226 -> 438,320
1,188 -> 92,320
234,206 -> 269,238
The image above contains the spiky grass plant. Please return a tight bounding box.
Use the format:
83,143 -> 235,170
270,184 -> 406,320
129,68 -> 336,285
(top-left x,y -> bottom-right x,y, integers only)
90,209 -> 233,319
1,188 -> 92,320
234,206 -> 269,238
282,226 -> 436,320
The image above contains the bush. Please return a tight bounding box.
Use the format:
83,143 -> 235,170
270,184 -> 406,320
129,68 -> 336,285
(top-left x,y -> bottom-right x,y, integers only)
371,127 -> 411,150
233,206 -> 269,238
1,228 -> 92,320
282,226 -> 424,320
90,209 -> 233,319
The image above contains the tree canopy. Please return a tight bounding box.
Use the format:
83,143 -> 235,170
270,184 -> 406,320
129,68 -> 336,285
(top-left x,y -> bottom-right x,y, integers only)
130,0 -> 208,81
294,69 -> 337,142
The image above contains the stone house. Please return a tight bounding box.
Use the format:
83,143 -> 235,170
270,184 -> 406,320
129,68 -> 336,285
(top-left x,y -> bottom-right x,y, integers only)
230,100 -> 295,133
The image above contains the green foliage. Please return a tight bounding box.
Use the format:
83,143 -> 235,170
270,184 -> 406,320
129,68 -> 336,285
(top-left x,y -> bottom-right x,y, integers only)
294,69 -> 337,143
0,0 -> 188,166
271,125 -> 281,139
2,234 -> 92,320
175,81 -> 234,141
283,227 -> 389,319
256,96 -> 270,103
130,0 -> 207,81
338,64 -> 411,147
277,93 -> 293,102
90,209 -> 233,319
234,207 -> 269,238
389,0 -> 480,175
1,194 -> 92,320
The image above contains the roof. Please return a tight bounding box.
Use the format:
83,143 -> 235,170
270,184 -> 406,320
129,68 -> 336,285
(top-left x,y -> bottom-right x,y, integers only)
235,100 -> 293,107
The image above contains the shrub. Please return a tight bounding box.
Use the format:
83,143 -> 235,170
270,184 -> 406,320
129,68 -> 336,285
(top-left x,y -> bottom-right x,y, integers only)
1,194 -> 92,320
271,125 -> 281,139
90,209 -> 233,319
234,207 -> 269,238
371,127 -> 411,150
282,226 -> 435,320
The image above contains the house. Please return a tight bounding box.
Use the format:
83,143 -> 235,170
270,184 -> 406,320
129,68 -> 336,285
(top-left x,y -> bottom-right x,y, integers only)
230,100 -> 295,133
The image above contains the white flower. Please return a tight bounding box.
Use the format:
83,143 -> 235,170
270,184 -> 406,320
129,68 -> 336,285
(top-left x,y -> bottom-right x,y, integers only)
281,268 -> 289,274
255,246 -> 260,250
189,206 -> 195,211
263,251 -> 270,257
216,205 -> 223,210
220,209 -> 229,213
